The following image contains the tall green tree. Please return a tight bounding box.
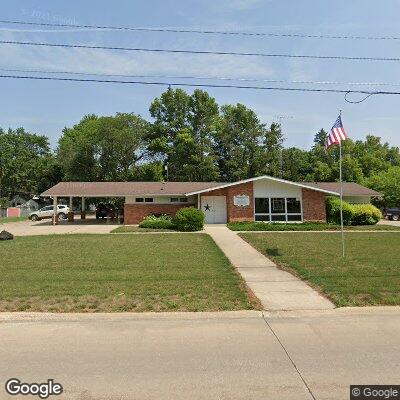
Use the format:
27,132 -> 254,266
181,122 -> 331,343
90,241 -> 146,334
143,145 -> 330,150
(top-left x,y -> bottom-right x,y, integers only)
213,104 -> 270,181
148,88 -> 219,181
281,147 -> 312,182
263,122 -> 284,177
57,113 -> 150,181
0,127 -> 54,198
366,166 -> 400,207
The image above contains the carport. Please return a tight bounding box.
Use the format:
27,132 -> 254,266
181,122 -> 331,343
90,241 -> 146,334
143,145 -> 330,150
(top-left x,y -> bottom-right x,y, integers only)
41,182 -> 127,225
41,181 -> 216,225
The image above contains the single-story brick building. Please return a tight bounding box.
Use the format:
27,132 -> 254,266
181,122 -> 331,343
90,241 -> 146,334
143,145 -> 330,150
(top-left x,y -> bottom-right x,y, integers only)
41,176 -> 380,224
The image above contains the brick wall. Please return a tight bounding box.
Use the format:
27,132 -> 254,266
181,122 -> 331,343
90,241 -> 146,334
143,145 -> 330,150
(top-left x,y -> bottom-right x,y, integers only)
227,182 -> 254,222
200,181 -> 254,222
302,188 -> 327,222
124,203 -> 195,225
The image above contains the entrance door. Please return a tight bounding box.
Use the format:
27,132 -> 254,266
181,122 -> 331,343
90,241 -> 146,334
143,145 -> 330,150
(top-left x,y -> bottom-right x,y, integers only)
201,196 -> 227,224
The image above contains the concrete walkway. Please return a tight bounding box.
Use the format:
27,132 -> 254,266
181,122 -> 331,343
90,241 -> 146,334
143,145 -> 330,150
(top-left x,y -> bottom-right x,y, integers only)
205,225 -> 334,311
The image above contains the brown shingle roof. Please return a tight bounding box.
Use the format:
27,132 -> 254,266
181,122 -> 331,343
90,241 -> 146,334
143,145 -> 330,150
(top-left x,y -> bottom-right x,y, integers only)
41,181 -> 225,197
302,182 -> 380,197
41,179 -> 380,198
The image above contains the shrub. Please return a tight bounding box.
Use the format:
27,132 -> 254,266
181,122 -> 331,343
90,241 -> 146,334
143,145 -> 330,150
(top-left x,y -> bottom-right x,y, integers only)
352,204 -> 382,225
326,196 -> 381,226
326,196 -> 354,225
173,207 -> 205,231
139,214 -> 175,230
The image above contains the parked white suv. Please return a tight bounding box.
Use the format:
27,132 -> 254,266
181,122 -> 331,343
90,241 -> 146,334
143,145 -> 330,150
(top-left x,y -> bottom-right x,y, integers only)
29,205 -> 70,221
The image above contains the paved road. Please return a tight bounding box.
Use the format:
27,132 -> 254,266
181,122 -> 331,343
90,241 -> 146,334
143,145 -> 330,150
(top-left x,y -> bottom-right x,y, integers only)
1,308 -> 399,400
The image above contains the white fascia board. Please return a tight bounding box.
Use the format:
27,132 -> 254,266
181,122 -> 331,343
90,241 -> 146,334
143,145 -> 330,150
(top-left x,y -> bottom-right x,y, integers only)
185,175 -> 340,196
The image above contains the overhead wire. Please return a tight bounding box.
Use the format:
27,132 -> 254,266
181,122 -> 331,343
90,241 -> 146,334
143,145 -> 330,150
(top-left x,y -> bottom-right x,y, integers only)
0,67 -> 399,88
0,19 -> 399,41
0,40 -> 399,62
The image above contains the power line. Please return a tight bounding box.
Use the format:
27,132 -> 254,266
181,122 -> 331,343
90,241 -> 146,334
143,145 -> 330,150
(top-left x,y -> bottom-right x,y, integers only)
1,73 -> 399,97
0,19 -> 399,41
0,67 -> 399,87
1,39 -> 399,62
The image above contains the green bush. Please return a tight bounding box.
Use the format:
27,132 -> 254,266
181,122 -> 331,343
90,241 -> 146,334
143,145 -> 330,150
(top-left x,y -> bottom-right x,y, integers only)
173,207 -> 205,231
139,214 -> 175,230
352,204 -> 382,225
326,196 -> 354,225
326,196 -> 381,226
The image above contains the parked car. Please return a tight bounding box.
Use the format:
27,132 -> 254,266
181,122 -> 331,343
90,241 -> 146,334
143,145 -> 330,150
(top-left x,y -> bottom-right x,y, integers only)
95,203 -> 116,219
29,205 -> 70,221
384,207 -> 400,221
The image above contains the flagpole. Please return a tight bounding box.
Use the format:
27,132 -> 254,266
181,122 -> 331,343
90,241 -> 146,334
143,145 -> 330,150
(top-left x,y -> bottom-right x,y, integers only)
339,111 -> 345,258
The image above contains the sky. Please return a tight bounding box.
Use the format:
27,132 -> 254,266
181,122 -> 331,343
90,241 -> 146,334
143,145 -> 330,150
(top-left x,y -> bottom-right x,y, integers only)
1,0 -> 400,149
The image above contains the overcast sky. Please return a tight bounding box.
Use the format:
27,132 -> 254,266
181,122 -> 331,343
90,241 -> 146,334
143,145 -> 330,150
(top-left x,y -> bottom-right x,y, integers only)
1,0 -> 400,149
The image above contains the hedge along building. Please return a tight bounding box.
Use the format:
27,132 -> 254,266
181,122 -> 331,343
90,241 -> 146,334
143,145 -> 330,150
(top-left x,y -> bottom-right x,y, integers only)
41,176 -> 380,224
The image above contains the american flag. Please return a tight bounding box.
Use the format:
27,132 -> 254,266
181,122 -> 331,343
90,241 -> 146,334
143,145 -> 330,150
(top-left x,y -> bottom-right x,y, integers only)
325,115 -> 348,149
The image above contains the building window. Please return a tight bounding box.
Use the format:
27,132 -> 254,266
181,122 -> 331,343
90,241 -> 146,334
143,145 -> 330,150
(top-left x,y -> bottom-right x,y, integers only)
171,197 -> 188,203
255,214 -> 270,222
135,198 -> 144,203
271,198 -> 285,213
286,198 -> 301,214
255,198 -> 269,214
254,197 -> 302,222
145,198 -> 154,203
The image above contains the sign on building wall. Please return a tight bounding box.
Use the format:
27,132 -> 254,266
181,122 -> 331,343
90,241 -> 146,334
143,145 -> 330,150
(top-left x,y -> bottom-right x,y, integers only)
233,195 -> 250,207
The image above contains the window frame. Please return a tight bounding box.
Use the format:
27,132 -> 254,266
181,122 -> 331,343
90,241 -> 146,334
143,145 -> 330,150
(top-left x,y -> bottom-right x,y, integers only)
254,196 -> 302,223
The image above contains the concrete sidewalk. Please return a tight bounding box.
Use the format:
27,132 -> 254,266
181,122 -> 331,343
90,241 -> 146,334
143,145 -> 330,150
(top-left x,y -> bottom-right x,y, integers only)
205,225 -> 334,311
1,307 -> 399,400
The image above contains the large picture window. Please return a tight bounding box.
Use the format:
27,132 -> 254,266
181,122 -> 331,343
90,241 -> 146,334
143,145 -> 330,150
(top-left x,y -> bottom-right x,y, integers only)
255,197 -> 302,222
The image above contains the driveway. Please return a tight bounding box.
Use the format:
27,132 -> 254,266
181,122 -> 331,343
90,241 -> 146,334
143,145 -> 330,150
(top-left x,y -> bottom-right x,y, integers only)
1,307 -> 399,400
0,218 -> 118,236
379,219 -> 400,227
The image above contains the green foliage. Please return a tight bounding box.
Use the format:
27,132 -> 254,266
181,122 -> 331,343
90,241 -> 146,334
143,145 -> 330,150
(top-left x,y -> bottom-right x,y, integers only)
0,127 -> 54,198
139,214 -> 175,230
326,197 -> 354,225
148,88 -> 220,181
229,221 -> 335,231
352,204 -> 382,225
172,207 -> 205,231
366,166 -> 400,207
326,197 -> 381,225
0,197 -> 10,208
228,221 -> 395,231
57,113 -> 150,181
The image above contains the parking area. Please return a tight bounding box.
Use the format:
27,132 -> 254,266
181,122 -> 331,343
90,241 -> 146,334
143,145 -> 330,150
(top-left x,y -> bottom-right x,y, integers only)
0,216 -> 119,236
378,219 -> 400,227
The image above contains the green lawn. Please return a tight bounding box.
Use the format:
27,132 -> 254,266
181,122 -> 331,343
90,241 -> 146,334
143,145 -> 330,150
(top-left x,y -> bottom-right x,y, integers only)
228,221 -> 400,231
112,226 -> 175,233
0,234 -> 258,312
240,232 -> 400,306
0,216 -> 27,224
